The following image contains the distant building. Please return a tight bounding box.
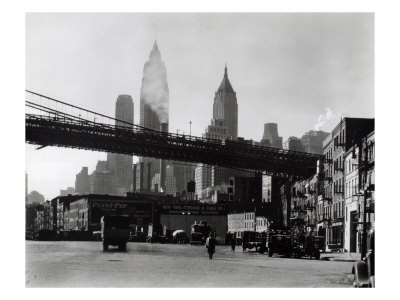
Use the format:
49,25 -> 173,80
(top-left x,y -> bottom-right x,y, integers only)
165,163 -> 188,196
261,123 -> 283,149
195,163 -> 211,200
301,130 -> 329,154
90,161 -> 116,195
27,190 -> 45,205
75,167 -> 90,194
60,187 -> 75,196
283,136 -> 304,152
256,216 -> 269,233
228,212 -> 261,238
107,95 -> 134,195
228,174 -> 262,205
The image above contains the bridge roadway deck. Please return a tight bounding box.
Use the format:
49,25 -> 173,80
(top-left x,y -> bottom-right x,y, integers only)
26,115 -> 323,178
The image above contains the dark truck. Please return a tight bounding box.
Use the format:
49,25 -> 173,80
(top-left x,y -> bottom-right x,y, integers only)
292,234 -> 321,260
242,231 -> 265,252
101,215 -> 130,251
190,221 -> 212,245
267,226 -> 292,257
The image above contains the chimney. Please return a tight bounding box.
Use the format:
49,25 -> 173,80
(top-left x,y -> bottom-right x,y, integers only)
159,122 -> 168,192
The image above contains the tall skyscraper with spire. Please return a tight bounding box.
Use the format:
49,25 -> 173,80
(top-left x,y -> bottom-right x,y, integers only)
195,66 -> 239,199
213,65 -> 238,139
136,41 -> 169,192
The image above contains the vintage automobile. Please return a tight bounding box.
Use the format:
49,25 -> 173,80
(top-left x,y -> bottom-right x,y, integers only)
101,215 -> 130,251
292,235 -> 320,260
242,231 -> 265,252
267,226 -> 292,257
352,228 -> 375,288
314,236 -> 326,253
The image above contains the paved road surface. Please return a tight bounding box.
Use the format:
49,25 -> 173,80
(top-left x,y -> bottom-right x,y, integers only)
25,241 -> 354,287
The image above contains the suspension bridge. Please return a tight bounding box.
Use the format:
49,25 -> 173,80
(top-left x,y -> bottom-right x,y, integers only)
25,90 -> 323,179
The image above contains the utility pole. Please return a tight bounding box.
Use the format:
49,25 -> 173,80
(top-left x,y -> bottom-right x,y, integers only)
361,137 -> 369,260
357,134 -> 368,260
361,189 -> 368,259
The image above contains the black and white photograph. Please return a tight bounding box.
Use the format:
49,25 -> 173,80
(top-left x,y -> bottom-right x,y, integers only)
4,0 -> 397,293
23,11 -> 376,288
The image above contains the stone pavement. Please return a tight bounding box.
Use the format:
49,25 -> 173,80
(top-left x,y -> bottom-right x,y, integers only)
321,251 -> 361,262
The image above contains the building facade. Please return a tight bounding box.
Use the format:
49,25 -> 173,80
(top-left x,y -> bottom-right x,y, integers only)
343,130 -> 375,253
321,118 -> 374,249
195,163 -> 212,200
227,212 -> 256,238
107,95 -> 134,195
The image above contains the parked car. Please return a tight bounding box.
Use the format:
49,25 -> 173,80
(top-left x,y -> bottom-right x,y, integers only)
352,228 -> 375,287
314,236 -> 326,253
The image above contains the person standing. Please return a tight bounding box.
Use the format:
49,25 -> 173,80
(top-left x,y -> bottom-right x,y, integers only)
206,233 -> 216,259
231,234 -> 236,252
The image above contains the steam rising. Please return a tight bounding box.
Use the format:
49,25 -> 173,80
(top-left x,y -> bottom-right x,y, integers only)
314,107 -> 339,131
141,46 -> 169,123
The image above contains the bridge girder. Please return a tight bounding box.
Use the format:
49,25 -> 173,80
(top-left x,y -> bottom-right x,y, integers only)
26,115 -> 323,179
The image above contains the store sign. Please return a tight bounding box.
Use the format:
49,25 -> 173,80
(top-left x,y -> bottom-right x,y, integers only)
159,203 -> 226,215
90,200 -> 152,226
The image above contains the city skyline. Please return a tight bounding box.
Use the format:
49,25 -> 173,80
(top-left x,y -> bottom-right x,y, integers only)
25,13 -> 374,200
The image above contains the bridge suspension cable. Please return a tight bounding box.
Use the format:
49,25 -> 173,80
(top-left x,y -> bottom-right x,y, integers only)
25,90 -> 324,179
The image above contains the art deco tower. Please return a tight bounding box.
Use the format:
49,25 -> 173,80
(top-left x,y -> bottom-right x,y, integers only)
137,41 -> 170,191
140,41 -> 169,129
213,66 -> 238,139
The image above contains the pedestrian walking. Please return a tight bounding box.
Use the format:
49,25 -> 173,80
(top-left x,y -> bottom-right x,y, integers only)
206,233 -> 216,259
259,237 -> 267,254
231,235 -> 236,252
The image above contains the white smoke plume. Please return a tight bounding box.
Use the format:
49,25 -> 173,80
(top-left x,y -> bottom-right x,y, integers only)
141,60 -> 169,123
314,107 -> 340,131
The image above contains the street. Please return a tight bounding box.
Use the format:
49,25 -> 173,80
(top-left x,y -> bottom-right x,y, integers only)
25,241 -> 354,287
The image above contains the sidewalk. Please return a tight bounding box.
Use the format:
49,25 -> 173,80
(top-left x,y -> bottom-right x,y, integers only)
320,252 -> 361,262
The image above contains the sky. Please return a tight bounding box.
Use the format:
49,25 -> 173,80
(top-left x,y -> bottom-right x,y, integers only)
25,13 -> 374,200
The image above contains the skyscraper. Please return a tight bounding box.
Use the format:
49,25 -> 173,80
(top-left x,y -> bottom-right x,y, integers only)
137,41 -> 169,192
75,167 -> 90,194
283,136 -> 304,152
197,66 -> 239,196
301,130 -> 329,154
107,95 -> 134,195
261,123 -> 283,149
213,66 -> 238,139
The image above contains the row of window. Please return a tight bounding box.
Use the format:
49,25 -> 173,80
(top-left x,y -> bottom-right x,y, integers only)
244,213 -> 254,220
318,201 -> 344,220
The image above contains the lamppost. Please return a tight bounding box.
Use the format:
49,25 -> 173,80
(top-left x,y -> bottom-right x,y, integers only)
182,210 -> 191,234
